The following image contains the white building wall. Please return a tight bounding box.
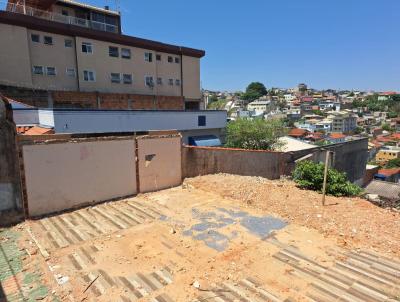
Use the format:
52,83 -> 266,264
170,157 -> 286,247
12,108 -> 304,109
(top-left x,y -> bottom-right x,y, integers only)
51,110 -> 227,134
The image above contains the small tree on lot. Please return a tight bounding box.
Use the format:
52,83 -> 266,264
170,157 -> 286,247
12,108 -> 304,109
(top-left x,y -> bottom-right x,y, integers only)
225,118 -> 287,150
292,160 -> 362,197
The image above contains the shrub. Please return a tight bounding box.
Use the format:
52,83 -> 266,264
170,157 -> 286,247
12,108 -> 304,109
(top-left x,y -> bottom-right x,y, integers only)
292,160 -> 362,197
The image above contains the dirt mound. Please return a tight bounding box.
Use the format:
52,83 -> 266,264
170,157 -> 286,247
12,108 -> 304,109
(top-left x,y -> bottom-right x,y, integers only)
185,174 -> 400,258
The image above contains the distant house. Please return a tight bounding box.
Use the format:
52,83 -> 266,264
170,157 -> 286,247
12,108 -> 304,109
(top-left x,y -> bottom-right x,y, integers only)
374,168 -> 400,183
327,133 -> 346,144
375,149 -> 400,164
288,128 -> 310,139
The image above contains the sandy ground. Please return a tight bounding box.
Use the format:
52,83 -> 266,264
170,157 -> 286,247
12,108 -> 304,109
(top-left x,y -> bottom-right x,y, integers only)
185,174 -> 400,259
3,174 -> 400,302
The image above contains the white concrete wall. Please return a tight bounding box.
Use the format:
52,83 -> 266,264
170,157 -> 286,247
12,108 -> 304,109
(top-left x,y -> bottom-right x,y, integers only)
23,139 -> 137,217
52,110 -> 227,133
38,109 -> 55,127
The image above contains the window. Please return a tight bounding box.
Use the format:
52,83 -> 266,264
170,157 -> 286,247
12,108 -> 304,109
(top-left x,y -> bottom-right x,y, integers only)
175,57 -> 180,63
46,67 -> 56,76
156,54 -> 161,61
44,36 -> 53,45
168,56 -> 173,63
62,10 -> 69,16
32,66 -> 44,75
82,42 -> 93,53
110,73 -> 121,83
66,68 -> 76,77
198,115 -> 206,126
145,76 -> 154,87
83,70 -> 95,82
109,46 -> 119,57
123,74 -> 132,84
31,34 -> 40,43
64,39 -> 73,48
157,77 -> 163,85
168,78 -> 174,86
121,48 -> 131,59
145,52 -> 153,62
175,79 -> 181,86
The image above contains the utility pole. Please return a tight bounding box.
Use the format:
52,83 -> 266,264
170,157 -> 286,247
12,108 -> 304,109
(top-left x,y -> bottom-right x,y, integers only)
322,150 -> 331,206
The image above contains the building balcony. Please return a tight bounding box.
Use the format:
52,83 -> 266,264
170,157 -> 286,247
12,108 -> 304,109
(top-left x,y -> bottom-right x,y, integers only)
3,1 -> 118,33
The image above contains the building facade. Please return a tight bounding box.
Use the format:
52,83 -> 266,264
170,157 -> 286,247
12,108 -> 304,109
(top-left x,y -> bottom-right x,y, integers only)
331,112 -> 357,133
0,0 -> 205,110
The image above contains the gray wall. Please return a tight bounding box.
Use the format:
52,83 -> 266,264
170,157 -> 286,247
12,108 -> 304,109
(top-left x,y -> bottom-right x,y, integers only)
182,138 -> 368,184
0,97 -> 22,212
182,146 -> 289,179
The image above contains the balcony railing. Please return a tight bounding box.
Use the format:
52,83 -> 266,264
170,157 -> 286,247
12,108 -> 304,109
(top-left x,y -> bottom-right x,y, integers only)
3,2 -> 118,33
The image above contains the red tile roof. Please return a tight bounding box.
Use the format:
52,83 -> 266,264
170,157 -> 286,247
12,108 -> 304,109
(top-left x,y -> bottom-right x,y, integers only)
329,133 -> 346,139
23,126 -> 54,135
378,168 -> 400,177
288,128 -> 309,137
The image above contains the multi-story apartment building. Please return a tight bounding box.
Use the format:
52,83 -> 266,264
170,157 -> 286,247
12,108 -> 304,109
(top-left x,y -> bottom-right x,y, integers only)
330,111 -> 357,133
0,0 -> 205,110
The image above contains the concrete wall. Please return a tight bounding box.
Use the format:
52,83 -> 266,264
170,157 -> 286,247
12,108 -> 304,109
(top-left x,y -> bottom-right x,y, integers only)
22,138 -> 137,216
182,138 -> 368,184
137,136 -> 182,193
0,24 -> 33,88
48,109 -> 227,134
0,97 -> 22,212
182,146 -> 288,179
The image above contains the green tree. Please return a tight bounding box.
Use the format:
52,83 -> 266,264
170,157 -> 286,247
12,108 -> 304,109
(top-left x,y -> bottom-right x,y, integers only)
382,123 -> 393,132
208,99 -> 227,110
385,158 -> 400,169
241,82 -> 267,101
208,94 -> 218,104
225,118 -> 286,150
292,160 -> 362,197
354,126 -> 363,134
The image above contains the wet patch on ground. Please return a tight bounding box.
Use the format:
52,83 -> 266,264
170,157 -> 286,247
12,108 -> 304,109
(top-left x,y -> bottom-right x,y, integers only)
183,207 -> 287,251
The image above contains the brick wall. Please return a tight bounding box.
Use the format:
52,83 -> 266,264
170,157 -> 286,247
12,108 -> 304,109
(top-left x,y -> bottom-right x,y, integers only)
0,85 -> 185,110
52,91 -> 184,110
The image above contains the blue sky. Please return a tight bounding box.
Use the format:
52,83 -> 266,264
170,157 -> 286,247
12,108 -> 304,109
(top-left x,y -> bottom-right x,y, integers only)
87,1 -> 398,91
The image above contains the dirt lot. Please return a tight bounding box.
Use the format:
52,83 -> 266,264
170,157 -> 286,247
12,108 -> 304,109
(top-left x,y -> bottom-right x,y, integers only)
2,174 -> 400,302
185,174 -> 400,259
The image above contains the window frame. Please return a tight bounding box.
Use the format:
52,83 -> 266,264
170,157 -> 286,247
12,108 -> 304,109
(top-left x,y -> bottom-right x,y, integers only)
175,79 -> 181,86
46,66 -> 56,76
110,72 -> 121,83
168,78 -> 174,86
83,70 -> 96,82
109,46 -> 119,58
82,42 -> 93,54
44,36 -> 53,45
175,57 -> 180,64
66,68 -> 76,77
32,66 -> 44,75
123,74 -> 133,84
157,77 -> 163,85
156,54 -> 161,61
64,39 -> 73,48
31,34 -> 40,43
145,76 -> 154,87
167,56 -> 173,63
145,52 -> 153,62
121,48 -> 131,59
